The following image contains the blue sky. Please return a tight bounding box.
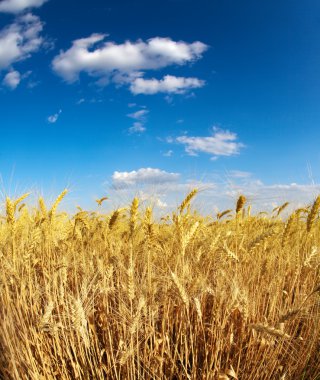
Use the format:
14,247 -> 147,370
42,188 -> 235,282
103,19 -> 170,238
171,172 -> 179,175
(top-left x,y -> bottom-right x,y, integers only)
1,0 -> 320,212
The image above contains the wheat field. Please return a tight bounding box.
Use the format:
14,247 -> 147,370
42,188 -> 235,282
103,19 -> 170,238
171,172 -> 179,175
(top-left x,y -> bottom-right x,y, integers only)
0,190 -> 319,379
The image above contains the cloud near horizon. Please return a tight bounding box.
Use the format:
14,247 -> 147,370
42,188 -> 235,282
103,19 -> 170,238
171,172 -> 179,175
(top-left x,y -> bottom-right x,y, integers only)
108,168 -> 320,214
111,168 -> 180,188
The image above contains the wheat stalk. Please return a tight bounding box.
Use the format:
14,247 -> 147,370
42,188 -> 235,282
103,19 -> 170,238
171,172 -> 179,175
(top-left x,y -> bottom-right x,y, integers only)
178,188 -> 198,214
49,189 -> 68,220
39,300 -> 54,330
39,197 -> 47,218
251,323 -> 291,339
307,195 -> 320,233
13,193 -> 30,211
129,197 -> 139,236
5,197 -> 15,226
236,195 -> 246,214
171,271 -> 189,307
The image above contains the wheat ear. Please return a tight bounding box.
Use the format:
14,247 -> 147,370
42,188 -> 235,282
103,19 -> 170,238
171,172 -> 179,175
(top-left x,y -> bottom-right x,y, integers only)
306,195 -> 320,233
49,189 -> 68,220
178,188 -> 198,214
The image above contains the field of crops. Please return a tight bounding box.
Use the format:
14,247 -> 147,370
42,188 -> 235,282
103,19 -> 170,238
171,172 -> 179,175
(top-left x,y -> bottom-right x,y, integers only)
0,190 -> 319,379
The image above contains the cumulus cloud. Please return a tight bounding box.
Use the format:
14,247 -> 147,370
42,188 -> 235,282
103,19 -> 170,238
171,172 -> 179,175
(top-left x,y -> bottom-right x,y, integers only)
174,128 -> 244,159
0,13 -> 44,70
0,0 -> 48,13
112,168 -> 180,188
52,35 -> 208,94
130,75 -> 205,95
2,69 -> 21,89
52,35 -> 207,82
47,109 -> 62,123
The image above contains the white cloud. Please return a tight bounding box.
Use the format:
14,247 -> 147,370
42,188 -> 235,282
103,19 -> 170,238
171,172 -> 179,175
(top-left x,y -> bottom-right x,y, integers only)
0,13 -> 44,70
47,109 -> 62,123
112,168 -> 180,188
163,150 -> 173,157
127,108 -> 148,133
223,180 -> 320,213
106,167 -> 320,215
138,190 -> 168,209
128,122 -> 146,134
127,109 -> 148,120
76,98 -> 85,105
0,0 -> 48,13
228,170 -> 252,179
174,128 -> 244,159
3,69 -> 21,89
52,35 -> 208,93
130,75 -> 205,95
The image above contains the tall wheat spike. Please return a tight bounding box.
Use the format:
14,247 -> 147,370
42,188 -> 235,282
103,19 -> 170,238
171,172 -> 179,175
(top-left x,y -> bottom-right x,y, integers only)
129,197 -> 139,236
108,209 -> 120,229
13,193 -> 30,211
236,195 -> 246,214
178,188 -> 198,214
276,202 -> 289,216
306,195 -> 320,233
143,206 -> 153,239
5,197 -> 15,226
171,271 -> 189,307
49,189 -> 68,220
39,197 -> 47,217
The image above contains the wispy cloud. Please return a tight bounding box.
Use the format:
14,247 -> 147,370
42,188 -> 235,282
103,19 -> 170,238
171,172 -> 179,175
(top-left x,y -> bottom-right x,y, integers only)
172,127 -> 244,159
76,98 -> 85,105
127,109 -> 149,120
163,150 -> 173,157
0,13 -> 44,71
137,190 -> 168,209
128,122 -> 146,134
127,107 -> 149,134
47,109 -> 62,123
0,0 -> 48,13
228,170 -> 252,179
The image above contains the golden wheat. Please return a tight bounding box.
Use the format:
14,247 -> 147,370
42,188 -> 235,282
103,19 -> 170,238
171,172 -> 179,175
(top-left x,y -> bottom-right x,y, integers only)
0,191 -> 319,380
